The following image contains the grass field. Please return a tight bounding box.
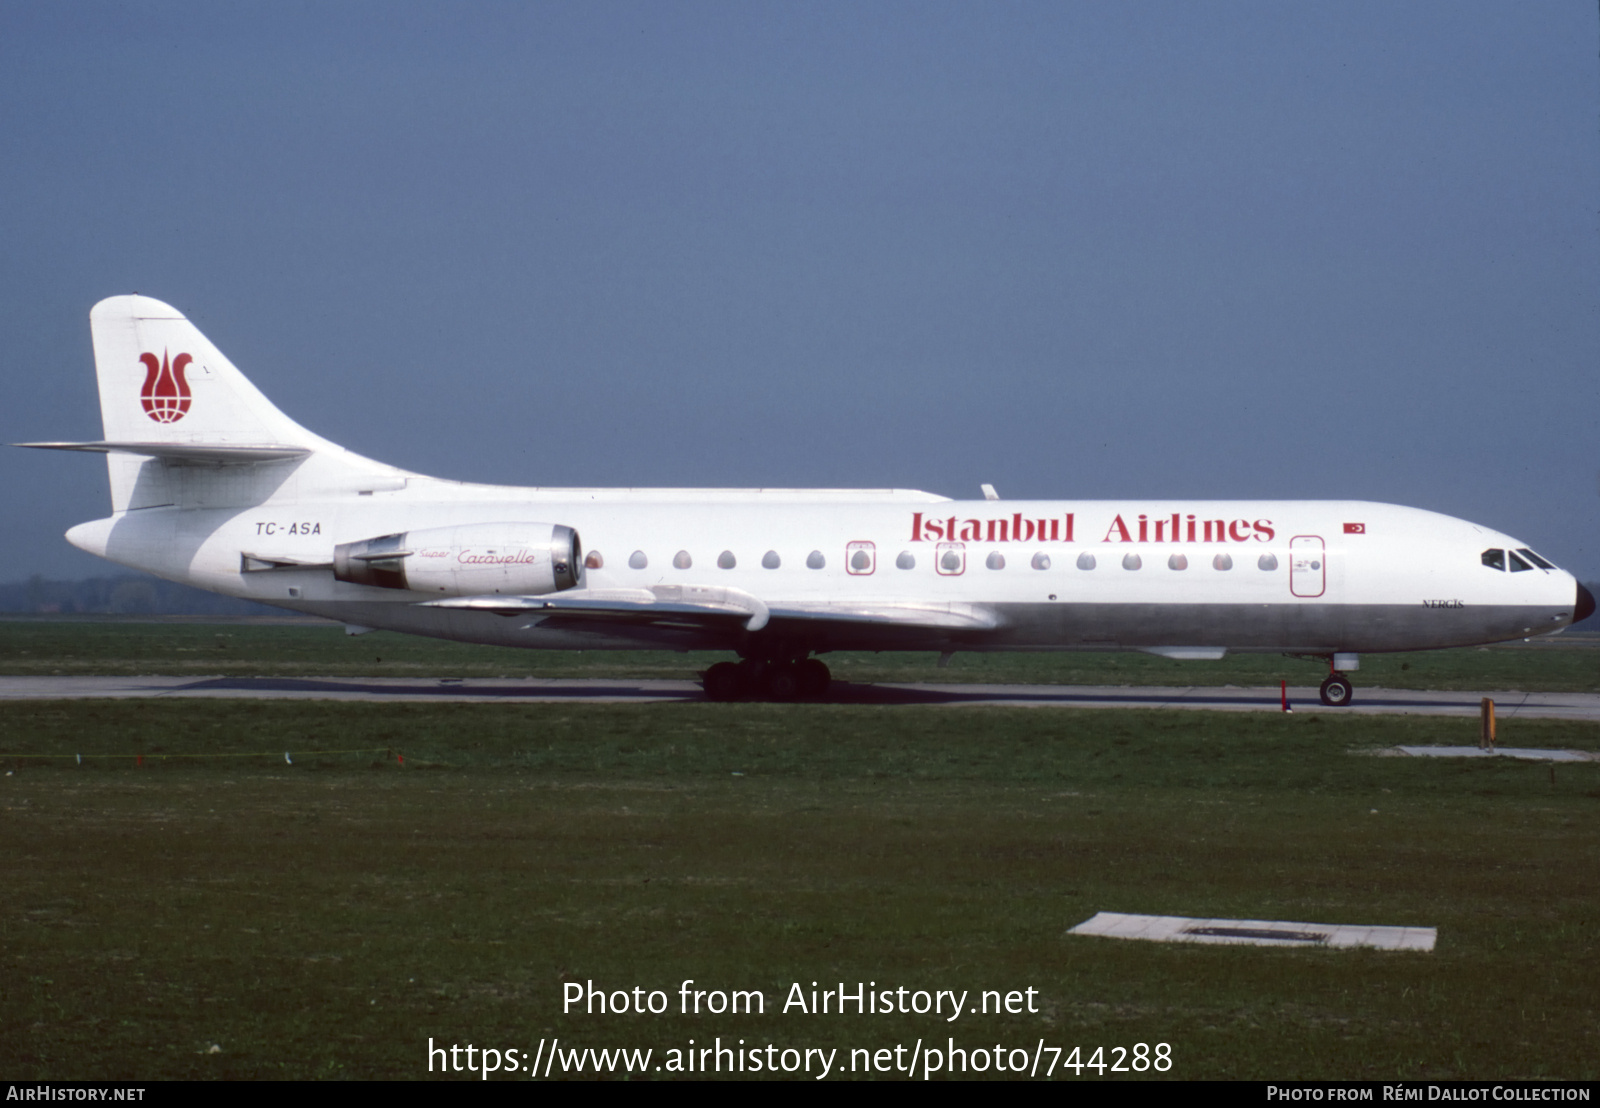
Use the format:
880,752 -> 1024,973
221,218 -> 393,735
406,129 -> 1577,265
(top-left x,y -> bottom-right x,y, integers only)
2,696 -> 1597,1080
2,617 -> 1598,691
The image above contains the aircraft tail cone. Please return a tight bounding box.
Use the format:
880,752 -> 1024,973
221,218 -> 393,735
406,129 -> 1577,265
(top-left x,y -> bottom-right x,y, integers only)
1576,581 -> 1596,625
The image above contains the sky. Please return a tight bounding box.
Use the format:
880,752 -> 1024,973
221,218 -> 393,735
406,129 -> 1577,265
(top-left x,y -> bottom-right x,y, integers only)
2,1 -> 1597,581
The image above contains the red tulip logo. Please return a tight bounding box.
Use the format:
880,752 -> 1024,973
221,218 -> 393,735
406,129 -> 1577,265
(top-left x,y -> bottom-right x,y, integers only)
139,350 -> 192,423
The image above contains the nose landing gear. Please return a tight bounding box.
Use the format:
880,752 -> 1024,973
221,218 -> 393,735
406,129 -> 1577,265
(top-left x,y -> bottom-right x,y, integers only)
1319,673 -> 1354,707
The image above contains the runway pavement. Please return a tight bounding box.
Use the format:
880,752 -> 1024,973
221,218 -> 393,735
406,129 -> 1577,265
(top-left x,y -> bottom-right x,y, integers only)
1,675 -> 1598,720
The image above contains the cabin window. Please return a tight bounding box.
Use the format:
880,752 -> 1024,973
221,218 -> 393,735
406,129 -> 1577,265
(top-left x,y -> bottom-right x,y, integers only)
986,551 -> 1006,570
1518,548 -> 1555,570
1507,550 -> 1533,572
1077,552 -> 1096,570
585,551 -> 604,570
1481,548 -> 1505,571
807,550 -> 825,569
1168,554 -> 1188,571
629,550 -> 648,570
846,541 -> 876,575
762,550 -> 781,569
718,550 -> 737,569
673,550 -> 692,570
1031,552 -> 1050,570
1258,553 -> 1278,571
896,551 -> 916,570
1213,553 -> 1233,571
1122,553 -> 1142,570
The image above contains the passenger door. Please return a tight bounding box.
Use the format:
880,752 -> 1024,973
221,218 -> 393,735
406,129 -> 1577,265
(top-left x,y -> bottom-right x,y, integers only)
1290,535 -> 1326,598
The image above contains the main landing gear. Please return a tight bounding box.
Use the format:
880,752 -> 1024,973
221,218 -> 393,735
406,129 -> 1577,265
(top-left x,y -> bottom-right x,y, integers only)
702,658 -> 832,702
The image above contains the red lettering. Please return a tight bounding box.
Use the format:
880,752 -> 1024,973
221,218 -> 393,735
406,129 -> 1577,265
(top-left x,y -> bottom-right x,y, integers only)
960,520 -> 982,542
1228,520 -> 1252,542
1253,519 -> 1275,542
1065,513 -> 1074,543
457,549 -> 537,565
1138,515 -> 1148,542
1186,514 -> 1196,542
1153,518 -> 1166,542
924,517 -> 945,540
911,512 -> 923,542
1103,515 -> 1133,543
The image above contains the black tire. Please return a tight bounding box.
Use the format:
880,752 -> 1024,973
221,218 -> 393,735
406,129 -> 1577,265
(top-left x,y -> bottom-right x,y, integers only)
764,663 -> 802,702
703,661 -> 745,701
1319,674 -> 1354,707
796,658 -> 831,698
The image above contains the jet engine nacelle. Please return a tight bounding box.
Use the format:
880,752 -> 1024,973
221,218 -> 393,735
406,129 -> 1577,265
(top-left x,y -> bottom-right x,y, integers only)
333,522 -> 582,596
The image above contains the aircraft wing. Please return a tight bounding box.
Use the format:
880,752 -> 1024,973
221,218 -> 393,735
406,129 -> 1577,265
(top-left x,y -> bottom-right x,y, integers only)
423,586 -> 999,636
426,588 -> 760,631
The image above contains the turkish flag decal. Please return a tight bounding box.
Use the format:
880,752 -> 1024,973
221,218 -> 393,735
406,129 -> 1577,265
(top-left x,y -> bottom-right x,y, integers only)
1344,522 -> 1366,534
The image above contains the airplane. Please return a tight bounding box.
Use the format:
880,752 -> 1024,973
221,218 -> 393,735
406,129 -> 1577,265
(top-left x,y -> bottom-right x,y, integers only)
16,295 -> 1595,705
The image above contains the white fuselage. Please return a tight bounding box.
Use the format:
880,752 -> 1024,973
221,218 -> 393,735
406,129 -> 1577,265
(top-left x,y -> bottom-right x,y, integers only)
34,294 -> 1591,668
65,476 -> 1583,657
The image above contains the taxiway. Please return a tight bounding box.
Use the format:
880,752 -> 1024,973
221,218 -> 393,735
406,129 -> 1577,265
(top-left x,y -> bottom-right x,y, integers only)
1,675 -> 1598,720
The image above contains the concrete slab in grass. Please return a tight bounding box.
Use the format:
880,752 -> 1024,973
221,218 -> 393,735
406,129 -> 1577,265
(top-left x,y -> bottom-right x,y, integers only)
1394,746 -> 1597,762
1069,911 -> 1436,951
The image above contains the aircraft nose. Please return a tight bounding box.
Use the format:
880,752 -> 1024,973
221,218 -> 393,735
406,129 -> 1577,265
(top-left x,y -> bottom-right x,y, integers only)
1577,580 -> 1596,625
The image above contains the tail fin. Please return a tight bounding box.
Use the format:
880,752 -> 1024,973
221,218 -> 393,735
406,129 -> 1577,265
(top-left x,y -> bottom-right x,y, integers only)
90,295 -> 329,451
60,295 -> 406,511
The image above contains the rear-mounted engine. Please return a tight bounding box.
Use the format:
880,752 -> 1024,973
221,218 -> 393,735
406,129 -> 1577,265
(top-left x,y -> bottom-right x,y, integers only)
333,522 -> 582,596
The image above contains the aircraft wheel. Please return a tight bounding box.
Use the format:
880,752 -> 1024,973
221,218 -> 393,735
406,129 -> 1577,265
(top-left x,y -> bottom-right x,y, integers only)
796,658 -> 831,698
764,663 -> 802,702
1319,674 -> 1354,707
703,661 -> 745,702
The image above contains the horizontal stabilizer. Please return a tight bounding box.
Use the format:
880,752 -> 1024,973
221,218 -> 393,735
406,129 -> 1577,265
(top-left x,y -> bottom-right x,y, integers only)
14,440 -> 311,464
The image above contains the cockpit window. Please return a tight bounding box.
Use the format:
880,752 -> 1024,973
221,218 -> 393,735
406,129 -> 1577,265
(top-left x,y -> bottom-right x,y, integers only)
1481,548 -> 1505,571
1507,550 -> 1533,572
1517,548 -> 1555,570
